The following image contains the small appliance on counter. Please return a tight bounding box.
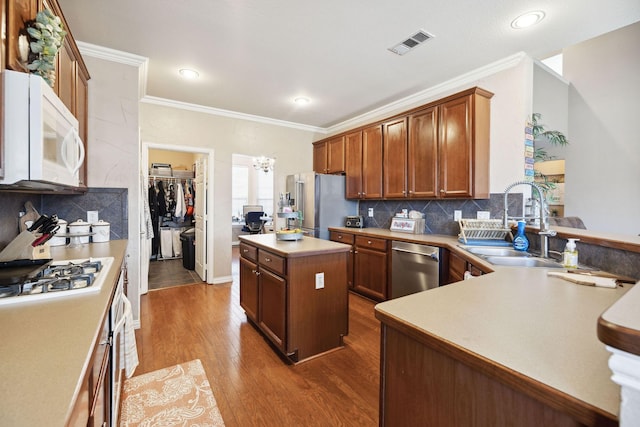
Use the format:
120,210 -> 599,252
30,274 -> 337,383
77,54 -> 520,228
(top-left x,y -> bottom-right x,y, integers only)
344,215 -> 364,228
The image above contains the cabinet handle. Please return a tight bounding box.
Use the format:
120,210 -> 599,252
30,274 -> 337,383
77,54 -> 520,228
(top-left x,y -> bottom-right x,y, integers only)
367,240 -> 372,245
264,257 -> 271,262
255,271 -> 261,276
338,235 -> 343,239
354,250 -> 358,254
440,189 -> 446,193
242,249 -> 249,253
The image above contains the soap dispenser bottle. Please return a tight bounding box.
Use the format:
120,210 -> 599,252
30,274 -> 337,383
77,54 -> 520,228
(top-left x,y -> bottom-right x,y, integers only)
563,238 -> 579,268
513,220 -> 529,251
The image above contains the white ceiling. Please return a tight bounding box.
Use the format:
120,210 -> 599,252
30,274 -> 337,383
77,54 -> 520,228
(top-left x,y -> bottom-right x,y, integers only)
57,0 -> 640,129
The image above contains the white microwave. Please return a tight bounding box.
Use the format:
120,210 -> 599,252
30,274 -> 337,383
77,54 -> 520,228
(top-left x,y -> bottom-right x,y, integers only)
1,70 -> 85,187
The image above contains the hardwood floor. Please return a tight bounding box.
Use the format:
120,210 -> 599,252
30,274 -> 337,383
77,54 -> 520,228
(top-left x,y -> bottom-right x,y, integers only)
137,246 -> 380,426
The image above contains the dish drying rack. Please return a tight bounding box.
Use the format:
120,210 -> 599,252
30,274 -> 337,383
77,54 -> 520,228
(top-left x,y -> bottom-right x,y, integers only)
458,219 -> 511,244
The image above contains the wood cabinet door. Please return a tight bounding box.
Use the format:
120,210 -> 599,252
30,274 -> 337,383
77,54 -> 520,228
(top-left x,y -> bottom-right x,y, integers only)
239,257 -> 259,322
57,40 -> 76,113
383,117 -> 408,198
5,0 -> 37,72
345,130 -> 363,199
327,136 -> 346,173
259,269 -> 287,351
362,125 -> 383,199
313,142 -> 327,173
408,107 -> 438,198
330,231 -> 355,288
439,95 -> 473,198
447,251 -> 467,284
354,246 -> 387,301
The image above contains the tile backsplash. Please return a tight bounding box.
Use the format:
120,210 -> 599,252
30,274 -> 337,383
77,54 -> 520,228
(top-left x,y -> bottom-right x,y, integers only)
358,193 -> 522,235
0,188 -> 128,247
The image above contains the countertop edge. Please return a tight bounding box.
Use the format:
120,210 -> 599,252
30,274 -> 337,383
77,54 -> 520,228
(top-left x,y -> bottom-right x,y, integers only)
239,234 -> 351,258
598,282 -> 640,356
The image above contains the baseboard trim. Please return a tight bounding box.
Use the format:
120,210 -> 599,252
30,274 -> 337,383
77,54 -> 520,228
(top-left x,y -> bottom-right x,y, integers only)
211,275 -> 233,285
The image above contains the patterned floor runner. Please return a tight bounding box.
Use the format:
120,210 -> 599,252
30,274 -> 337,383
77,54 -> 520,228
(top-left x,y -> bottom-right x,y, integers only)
120,359 -> 225,426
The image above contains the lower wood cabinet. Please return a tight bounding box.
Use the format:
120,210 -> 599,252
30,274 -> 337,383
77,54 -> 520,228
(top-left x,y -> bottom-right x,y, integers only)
329,231 -> 355,289
353,235 -> 388,301
239,239 -> 349,363
445,250 -> 487,284
258,268 -> 286,351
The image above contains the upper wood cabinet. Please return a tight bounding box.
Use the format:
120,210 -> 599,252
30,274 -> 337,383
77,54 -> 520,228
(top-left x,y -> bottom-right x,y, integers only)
313,136 -> 345,174
345,125 -> 383,199
345,130 -> 363,198
408,106 -> 438,198
438,89 -> 492,199
313,141 -> 327,174
383,117 -> 408,198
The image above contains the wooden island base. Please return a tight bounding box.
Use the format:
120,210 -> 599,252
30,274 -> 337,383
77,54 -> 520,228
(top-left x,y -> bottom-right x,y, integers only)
239,234 -> 351,364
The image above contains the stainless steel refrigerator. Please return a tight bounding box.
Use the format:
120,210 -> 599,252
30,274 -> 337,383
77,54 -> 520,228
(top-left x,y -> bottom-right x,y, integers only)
285,172 -> 358,240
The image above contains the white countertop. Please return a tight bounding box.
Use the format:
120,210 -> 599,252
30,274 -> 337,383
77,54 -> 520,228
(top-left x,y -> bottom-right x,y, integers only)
0,240 -> 128,426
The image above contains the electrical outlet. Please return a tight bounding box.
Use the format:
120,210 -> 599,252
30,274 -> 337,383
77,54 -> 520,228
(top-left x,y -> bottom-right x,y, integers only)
368,208 -> 374,218
454,210 -> 462,221
477,211 -> 491,220
315,272 -> 325,289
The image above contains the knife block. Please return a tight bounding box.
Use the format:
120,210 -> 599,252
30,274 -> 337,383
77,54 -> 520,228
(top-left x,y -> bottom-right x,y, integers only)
29,243 -> 51,260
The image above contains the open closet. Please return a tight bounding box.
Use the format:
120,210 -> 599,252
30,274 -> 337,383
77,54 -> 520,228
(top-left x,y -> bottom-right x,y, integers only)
148,175 -> 195,260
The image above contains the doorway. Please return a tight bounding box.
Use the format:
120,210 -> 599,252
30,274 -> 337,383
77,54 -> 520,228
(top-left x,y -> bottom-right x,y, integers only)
141,142 -> 215,294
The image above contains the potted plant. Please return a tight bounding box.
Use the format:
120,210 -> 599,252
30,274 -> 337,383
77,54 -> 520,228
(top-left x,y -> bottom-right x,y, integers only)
531,112 -> 569,195
23,9 -> 67,87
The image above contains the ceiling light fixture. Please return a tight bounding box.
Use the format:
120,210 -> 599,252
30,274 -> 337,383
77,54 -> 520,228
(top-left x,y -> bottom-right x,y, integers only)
179,68 -> 200,79
294,97 -> 311,105
510,11 -> 545,29
253,156 -> 275,173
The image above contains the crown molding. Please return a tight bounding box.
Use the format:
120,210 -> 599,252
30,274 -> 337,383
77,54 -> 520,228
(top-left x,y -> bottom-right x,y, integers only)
74,42 -> 527,135
326,51 -> 529,135
76,41 -> 149,100
140,96 -> 326,134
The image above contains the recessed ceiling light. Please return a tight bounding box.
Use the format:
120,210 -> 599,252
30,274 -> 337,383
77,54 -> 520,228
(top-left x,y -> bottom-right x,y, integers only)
294,97 -> 310,105
511,11 -> 545,29
179,68 -> 199,79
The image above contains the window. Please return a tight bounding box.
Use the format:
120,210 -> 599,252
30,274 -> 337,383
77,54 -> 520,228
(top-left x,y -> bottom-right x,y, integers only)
232,154 -> 274,220
232,165 -> 248,220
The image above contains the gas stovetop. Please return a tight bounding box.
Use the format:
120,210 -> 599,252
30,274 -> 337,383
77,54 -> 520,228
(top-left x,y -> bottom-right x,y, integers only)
0,257 -> 114,306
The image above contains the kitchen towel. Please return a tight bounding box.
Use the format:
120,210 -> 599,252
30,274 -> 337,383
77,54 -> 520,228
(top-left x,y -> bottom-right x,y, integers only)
120,294 -> 139,378
547,271 -> 618,288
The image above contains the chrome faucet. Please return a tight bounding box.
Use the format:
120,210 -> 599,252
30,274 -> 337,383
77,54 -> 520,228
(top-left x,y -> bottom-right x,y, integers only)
503,180 -> 557,258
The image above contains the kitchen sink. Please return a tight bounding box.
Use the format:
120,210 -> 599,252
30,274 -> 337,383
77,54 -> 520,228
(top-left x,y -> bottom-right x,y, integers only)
461,246 -> 530,257
483,256 -> 565,269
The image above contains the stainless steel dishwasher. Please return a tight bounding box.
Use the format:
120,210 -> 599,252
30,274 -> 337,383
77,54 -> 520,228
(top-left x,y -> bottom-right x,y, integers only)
391,241 -> 440,298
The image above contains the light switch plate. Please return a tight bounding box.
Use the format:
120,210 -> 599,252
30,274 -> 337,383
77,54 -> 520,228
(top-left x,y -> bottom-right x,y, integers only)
368,208 -> 374,218
315,272 -> 325,289
454,210 -> 462,221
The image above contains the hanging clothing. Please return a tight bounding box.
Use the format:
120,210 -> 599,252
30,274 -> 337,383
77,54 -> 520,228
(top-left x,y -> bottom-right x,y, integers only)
157,180 -> 167,217
174,182 -> 185,219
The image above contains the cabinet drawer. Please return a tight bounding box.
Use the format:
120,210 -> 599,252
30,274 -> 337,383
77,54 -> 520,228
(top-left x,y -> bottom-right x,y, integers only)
330,231 -> 355,245
355,236 -> 387,251
239,243 -> 258,262
259,250 -> 286,276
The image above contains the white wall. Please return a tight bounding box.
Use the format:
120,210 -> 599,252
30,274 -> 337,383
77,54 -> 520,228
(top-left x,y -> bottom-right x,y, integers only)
83,55 -> 142,322
563,21 -> 640,234
140,103 -> 322,281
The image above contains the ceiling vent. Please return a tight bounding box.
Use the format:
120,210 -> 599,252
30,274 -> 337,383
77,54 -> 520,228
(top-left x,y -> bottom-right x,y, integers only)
388,30 -> 434,56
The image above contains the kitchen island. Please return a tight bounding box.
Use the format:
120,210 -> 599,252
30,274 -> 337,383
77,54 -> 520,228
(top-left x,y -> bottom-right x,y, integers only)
375,267 -> 630,426
0,240 -> 128,427
238,234 -> 351,363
